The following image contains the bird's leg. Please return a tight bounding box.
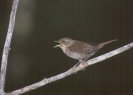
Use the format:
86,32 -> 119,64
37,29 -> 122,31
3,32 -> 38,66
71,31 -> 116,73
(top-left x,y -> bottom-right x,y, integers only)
78,58 -> 91,70
79,56 -> 91,66
71,59 -> 83,69
79,59 -> 86,66
74,59 -> 85,67
71,59 -> 88,69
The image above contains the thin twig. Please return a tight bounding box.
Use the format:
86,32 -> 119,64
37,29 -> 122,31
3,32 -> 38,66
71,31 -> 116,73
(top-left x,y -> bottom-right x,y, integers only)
0,0 -> 19,94
6,42 -> 133,95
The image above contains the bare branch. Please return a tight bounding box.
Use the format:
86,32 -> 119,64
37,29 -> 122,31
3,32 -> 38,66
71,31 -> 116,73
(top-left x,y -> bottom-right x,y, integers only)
0,0 -> 19,94
0,0 -> 132,95
7,42 -> 133,95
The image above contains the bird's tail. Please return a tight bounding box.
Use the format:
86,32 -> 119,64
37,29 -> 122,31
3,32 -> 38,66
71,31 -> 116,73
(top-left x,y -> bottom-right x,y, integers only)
98,39 -> 118,49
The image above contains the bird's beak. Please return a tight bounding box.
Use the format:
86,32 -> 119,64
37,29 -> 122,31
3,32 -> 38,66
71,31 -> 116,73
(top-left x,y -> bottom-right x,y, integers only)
54,44 -> 60,48
54,41 -> 58,43
54,41 -> 60,48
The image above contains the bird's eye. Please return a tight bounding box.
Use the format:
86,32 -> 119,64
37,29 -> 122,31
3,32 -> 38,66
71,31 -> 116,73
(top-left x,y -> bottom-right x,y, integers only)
62,40 -> 66,43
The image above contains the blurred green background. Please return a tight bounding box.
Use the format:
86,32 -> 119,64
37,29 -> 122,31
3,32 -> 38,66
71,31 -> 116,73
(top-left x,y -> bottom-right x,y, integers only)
0,0 -> 133,95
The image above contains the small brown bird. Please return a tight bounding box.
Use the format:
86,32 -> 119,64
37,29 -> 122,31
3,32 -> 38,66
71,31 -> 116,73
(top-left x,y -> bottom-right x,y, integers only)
54,37 -> 117,65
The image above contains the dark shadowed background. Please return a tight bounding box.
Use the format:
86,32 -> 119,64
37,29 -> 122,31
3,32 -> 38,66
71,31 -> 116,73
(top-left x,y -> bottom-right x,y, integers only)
0,0 -> 133,95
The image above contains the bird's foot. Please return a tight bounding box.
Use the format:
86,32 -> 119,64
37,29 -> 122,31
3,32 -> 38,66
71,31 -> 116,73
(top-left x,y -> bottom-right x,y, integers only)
71,60 -> 87,70
79,63 -> 86,70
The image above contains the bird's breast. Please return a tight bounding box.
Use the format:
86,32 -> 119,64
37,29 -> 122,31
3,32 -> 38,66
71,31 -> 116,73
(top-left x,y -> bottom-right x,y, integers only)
60,46 -> 89,60
64,48 -> 84,60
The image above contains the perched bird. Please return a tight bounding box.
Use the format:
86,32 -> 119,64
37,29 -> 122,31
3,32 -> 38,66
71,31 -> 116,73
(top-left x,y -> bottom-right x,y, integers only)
54,37 -> 117,65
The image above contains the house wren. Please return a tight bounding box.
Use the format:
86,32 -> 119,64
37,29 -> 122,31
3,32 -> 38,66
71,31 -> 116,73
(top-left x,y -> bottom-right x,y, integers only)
54,37 -> 117,65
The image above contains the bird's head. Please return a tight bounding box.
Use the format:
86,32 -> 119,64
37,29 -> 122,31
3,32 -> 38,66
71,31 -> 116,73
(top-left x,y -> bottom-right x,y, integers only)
54,37 -> 74,49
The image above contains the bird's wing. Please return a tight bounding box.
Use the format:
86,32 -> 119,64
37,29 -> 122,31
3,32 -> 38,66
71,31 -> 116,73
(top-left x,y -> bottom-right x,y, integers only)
68,41 -> 99,53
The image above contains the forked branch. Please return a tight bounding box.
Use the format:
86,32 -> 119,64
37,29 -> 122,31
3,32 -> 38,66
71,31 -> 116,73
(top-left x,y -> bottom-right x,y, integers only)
0,0 -> 133,95
7,42 -> 133,95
